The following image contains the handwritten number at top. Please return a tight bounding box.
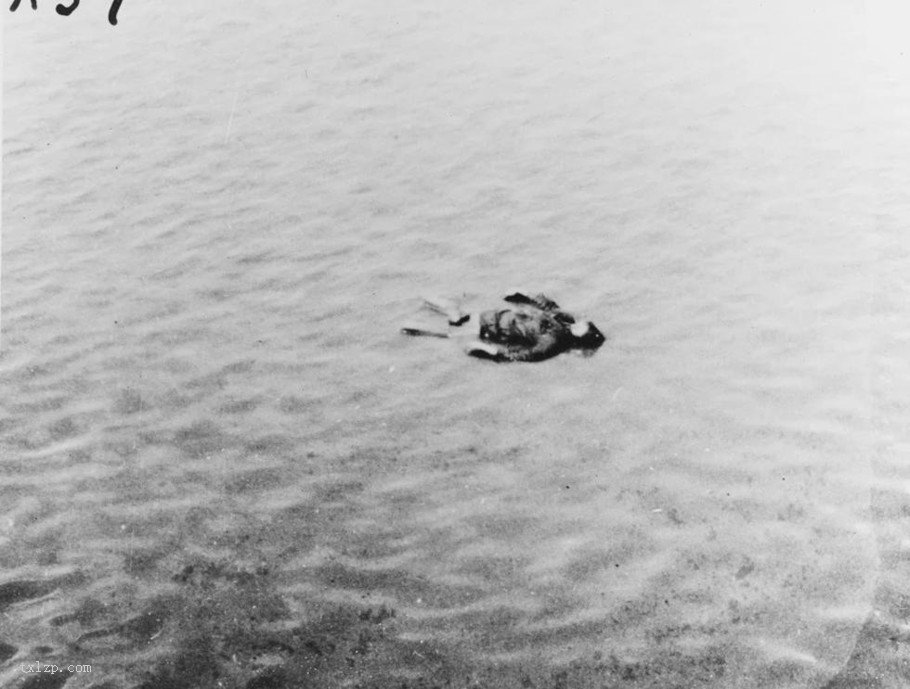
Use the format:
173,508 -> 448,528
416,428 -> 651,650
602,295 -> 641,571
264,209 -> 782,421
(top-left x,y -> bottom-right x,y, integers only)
55,0 -> 77,17
9,0 -> 124,25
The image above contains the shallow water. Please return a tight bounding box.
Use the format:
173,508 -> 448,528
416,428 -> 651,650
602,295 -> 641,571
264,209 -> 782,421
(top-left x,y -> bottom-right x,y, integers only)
3,1 -> 910,687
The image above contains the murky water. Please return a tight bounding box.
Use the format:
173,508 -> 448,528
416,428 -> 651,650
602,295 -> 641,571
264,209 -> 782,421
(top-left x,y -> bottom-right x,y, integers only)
3,1 -> 910,687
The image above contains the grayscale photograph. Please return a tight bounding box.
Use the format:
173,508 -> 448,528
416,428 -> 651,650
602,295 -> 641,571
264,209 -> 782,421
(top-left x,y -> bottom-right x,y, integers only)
2,1 -> 908,687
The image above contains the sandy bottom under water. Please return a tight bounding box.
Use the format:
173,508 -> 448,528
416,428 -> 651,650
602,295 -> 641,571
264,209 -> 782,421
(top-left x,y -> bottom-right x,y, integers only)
3,2 -> 910,687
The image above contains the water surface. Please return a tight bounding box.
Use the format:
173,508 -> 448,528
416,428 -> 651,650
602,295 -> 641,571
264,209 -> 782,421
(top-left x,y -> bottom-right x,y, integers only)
3,2 -> 909,687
